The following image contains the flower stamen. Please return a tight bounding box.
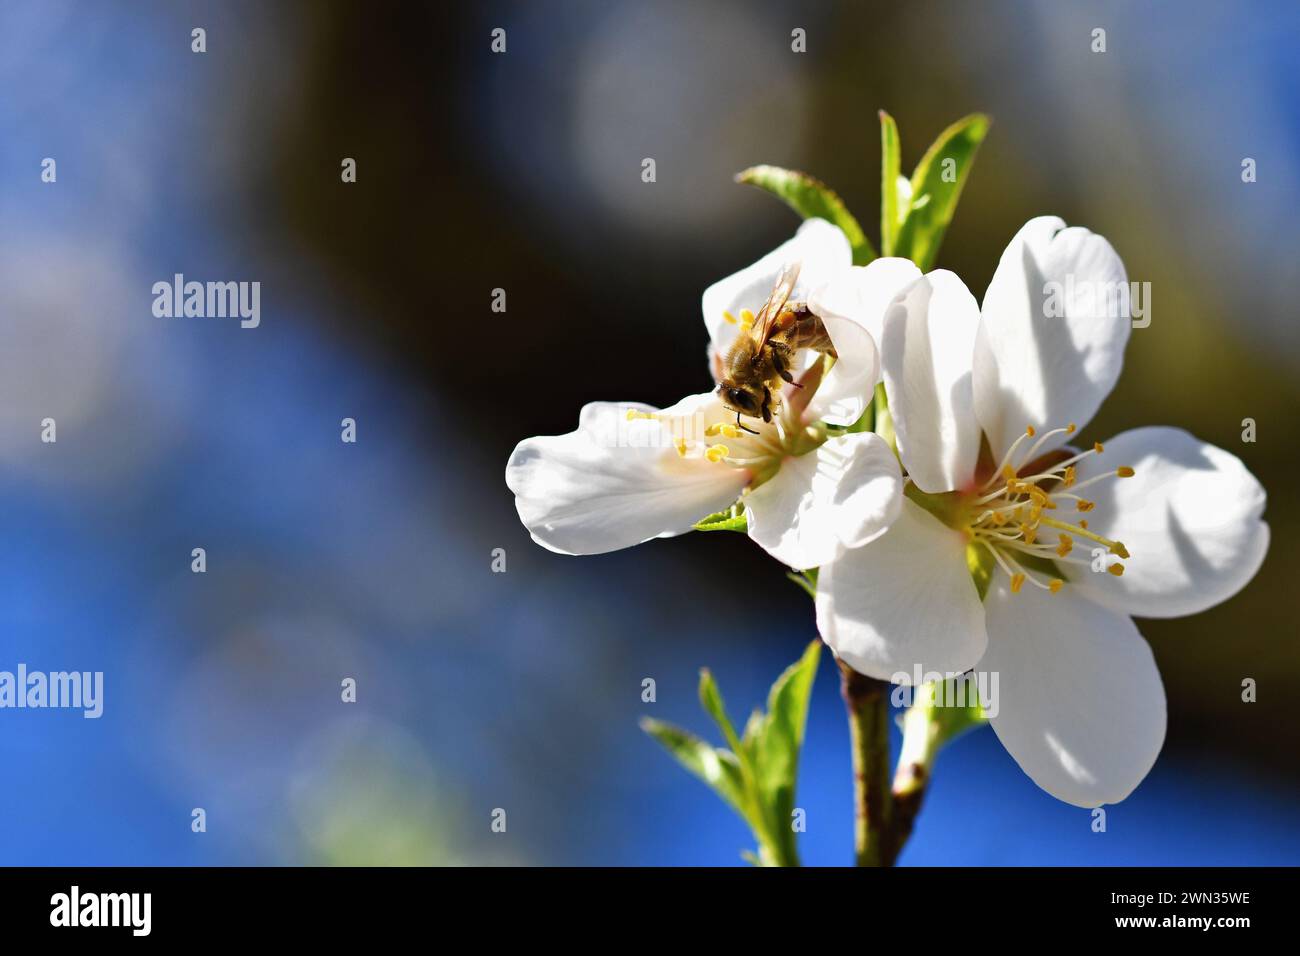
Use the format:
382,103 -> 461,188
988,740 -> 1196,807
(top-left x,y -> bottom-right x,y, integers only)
962,422 -> 1135,596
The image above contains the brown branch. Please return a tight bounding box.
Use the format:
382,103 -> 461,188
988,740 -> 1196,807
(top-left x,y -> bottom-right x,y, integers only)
838,659 -> 893,866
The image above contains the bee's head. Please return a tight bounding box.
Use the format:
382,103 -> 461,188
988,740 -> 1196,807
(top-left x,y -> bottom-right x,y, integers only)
716,382 -> 770,424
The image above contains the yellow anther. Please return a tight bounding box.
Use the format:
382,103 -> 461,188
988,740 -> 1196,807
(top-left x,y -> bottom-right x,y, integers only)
1094,441 -> 1104,453
1063,465 -> 1076,487
626,409 -> 658,421
1025,425 -> 1036,437
1079,519 -> 1088,529
739,308 -> 755,330
1049,578 -> 1064,593
1077,499 -> 1095,512
675,438 -> 688,457
1107,562 -> 1125,577
1001,464 -> 1017,480
1056,534 -> 1073,557
1110,542 -> 1130,559
1010,573 -> 1026,594
1040,517 -> 1124,557
722,311 -> 737,325
705,444 -> 730,463
705,423 -> 742,438
1020,525 -> 1037,545
1067,423 -> 1077,434
1117,466 -> 1135,478
991,510 -> 1008,526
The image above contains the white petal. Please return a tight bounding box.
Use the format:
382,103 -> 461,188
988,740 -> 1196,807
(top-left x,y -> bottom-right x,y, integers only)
806,258 -> 922,426
809,257 -> 922,348
745,432 -> 902,569
982,580 -> 1166,807
701,219 -> 852,365
974,216 -> 1130,461
805,314 -> 878,426
505,395 -> 749,555
879,270 -> 982,493
815,497 -> 986,681
1065,427 -> 1269,618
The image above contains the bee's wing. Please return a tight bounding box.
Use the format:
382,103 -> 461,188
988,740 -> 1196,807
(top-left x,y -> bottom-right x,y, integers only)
752,260 -> 802,347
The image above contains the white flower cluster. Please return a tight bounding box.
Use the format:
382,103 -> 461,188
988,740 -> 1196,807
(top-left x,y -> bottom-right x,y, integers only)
506,217 -> 1268,807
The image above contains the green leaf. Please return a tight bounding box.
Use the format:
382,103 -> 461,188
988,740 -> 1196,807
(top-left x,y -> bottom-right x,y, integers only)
698,669 -> 745,757
756,641 -> 821,777
736,165 -> 877,265
698,668 -> 779,857
646,646 -> 823,867
749,640 -> 822,865
894,113 -> 990,270
693,508 -> 748,533
879,111 -> 902,256
640,718 -> 749,818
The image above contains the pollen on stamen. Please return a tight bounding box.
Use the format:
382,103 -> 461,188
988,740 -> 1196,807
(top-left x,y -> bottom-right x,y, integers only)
626,409 -> 658,422
1063,465 -> 1076,486
1067,423 -> 1077,434
1001,464 -> 1016,480
1049,579 -> 1064,593
1117,466 -> 1135,478
1094,441 -> 1105,453
1025,425 -> 1036,437
1107,562 -> 1125,577
1056,534 -> 1073,557
674,439 -> 688,457
1010,573 -> 1026,593
705,444 -> 730,464
739,308 -> 755,330
1077,499 -> 1095,512
1020,525 -> 1037,545
705,423 -> 742,439
1080,519 -> 1089,529
1110,542 -> 1131,559
722,311 -> 737,325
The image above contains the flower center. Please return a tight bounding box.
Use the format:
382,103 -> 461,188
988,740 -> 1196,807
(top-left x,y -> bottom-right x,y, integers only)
961,423 -> 1134,596
626,399 -> 826,488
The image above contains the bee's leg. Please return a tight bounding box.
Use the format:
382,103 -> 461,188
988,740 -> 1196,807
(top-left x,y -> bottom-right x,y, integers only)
735,412 -> 759,435
760,388 -> 773,423
772,347 -> 803,388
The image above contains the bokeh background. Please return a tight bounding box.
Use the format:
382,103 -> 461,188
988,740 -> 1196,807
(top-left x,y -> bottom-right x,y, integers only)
1,0 -> 1297,865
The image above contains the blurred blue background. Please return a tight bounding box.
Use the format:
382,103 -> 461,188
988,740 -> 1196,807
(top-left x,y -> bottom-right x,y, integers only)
1,0 -> 1297,865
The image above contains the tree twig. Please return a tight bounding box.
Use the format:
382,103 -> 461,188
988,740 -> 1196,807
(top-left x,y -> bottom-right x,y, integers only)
838,660 -> 893,866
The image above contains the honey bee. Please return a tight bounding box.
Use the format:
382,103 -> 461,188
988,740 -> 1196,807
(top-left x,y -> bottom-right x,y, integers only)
715,261 -> 837,433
